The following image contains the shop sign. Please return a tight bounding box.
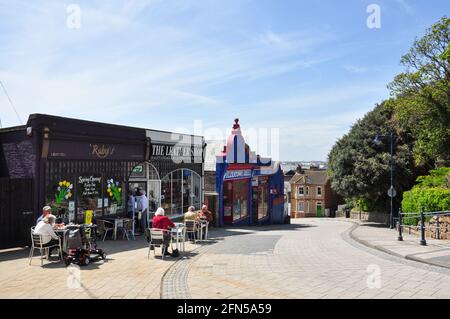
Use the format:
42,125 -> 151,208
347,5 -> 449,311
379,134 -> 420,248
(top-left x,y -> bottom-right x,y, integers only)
48,140 -> 144,160
90,144 -> 115,158
78,175 -> 102,197
151,143 -> 203,162
224,170 -> 252,181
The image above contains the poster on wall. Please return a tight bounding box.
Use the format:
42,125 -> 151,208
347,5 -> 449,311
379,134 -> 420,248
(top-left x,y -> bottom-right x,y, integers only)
85,210 -> 93,224
69,211 -> 75,223
78,175 -> 102,198
224,206 -> 232,217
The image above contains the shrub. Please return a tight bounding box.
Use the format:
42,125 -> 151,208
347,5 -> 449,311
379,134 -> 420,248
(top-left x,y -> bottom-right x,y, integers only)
401,167 -> 450,225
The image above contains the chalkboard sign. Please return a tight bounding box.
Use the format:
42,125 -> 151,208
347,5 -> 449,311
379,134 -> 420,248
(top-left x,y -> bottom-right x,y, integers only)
78,175 -> 102,198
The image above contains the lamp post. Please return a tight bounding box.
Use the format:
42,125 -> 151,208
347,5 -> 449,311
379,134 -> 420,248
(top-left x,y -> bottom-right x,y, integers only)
374,132 -> 395,229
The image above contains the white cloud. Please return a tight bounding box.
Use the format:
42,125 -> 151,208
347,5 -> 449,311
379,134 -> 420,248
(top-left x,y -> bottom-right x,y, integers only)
394,0 -> 414,15
343,65 -> 368,74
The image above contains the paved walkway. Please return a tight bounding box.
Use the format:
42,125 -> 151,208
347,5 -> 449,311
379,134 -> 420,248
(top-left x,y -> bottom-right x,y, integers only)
2,219 -> 450,299
0,236 -> 200,299
178,219 -> 450,299
348,218 -> 450,269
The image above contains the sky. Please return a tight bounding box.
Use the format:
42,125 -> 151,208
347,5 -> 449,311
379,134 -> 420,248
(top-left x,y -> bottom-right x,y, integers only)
0,0 -> 449,161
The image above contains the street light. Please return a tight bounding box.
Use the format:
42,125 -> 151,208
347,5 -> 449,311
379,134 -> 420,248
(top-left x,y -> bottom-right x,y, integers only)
374,132 -> 395,229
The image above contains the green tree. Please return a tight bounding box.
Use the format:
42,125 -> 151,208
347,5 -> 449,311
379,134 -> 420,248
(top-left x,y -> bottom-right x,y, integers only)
328,102 -> 415,211
388,17 -> 450,167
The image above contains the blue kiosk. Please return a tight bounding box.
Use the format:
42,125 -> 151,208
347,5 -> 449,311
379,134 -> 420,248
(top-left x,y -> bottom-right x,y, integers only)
215,119 -> 286,226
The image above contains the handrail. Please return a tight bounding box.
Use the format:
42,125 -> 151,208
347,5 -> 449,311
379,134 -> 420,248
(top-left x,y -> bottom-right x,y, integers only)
397,209 -> 450,245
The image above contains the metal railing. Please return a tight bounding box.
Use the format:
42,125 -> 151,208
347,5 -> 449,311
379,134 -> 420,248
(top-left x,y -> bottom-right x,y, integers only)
397,209 -> 450,246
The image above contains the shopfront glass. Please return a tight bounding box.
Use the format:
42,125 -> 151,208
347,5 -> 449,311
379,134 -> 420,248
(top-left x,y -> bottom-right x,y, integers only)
223,179 -> 249,223
46,178 -> 74,222
76,175 -> 103,223
104,177 -> 125,216
161,169 -> 201,217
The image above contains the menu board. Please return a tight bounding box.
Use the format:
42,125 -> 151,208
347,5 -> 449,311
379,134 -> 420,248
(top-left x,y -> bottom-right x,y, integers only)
78,175 -> 102,197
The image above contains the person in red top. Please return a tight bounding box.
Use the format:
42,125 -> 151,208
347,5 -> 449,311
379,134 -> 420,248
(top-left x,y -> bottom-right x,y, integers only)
152,207 -> 175,230
151,207 -> 175,254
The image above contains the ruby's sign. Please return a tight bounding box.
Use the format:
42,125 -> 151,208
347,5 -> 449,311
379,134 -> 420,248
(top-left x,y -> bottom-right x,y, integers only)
48,140 -> 144,160
90,144 -> 115,158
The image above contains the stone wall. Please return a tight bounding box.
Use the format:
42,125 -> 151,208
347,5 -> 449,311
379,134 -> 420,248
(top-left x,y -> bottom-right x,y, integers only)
411,216 -> 450,240
351,211 -> 390,224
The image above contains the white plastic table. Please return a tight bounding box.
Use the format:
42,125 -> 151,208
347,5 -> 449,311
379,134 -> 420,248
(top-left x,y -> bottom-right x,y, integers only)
197,220 -> 209,241
170,223 -> 185,252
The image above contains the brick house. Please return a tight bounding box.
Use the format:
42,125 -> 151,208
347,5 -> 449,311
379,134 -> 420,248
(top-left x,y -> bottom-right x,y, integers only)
289,166 -> 337,218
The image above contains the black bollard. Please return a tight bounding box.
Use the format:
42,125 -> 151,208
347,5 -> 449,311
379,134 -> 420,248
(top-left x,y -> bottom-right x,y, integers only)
420,208 -> 427,246
398,209 -> 403,241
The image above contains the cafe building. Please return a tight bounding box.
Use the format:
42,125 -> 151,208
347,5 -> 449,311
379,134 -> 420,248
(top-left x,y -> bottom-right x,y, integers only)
215,119 -> 286,226
0,114 -> 205,233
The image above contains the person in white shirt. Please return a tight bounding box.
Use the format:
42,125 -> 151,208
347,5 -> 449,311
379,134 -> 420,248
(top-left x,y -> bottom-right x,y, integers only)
34,214 -> 60,256
135,189 -> 149,231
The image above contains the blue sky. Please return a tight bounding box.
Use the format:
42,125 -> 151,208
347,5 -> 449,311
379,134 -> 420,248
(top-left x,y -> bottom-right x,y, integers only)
0,0 -> 449,161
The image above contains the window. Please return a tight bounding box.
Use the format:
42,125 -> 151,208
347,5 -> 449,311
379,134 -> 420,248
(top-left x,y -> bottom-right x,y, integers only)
317,186 -> 322,196
233,180 -> 249,221
298,186 -> 304,196
305,187 -> 310,196
298,201 -> 305,212
105,177 -> 125,216
223,179 -> 249,222
306,202 -> 310,213
46,178 -> 74,222
161,169 -> 201,217
77,175 -> 103,223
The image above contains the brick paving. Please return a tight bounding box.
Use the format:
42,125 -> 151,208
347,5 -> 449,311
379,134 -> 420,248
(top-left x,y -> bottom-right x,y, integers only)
349,219 -> 450,268
185,219 -> 450,299
2,219 -> 450,299
0,236 -> 197,299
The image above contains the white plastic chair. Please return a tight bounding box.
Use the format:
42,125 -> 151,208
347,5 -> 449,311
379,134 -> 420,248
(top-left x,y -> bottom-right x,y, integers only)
184,220 -> 197,244
148,228 -> 169,259
29,227 -> 62,266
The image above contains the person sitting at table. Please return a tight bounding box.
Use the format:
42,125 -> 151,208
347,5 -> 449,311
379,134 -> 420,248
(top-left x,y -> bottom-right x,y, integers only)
184,206 -> 198,222
34,214 -> 60,257
36,205 -> 52,224
197,205 -> 213,240
184,206 -> 197,240
151,208 -> 175,255
197,205 -> 213,223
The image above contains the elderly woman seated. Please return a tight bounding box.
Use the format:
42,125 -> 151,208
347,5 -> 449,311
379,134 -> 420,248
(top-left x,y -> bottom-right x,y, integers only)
151,208 -> 175,255
184,206 -> 198,222
34,214 -> 60,257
